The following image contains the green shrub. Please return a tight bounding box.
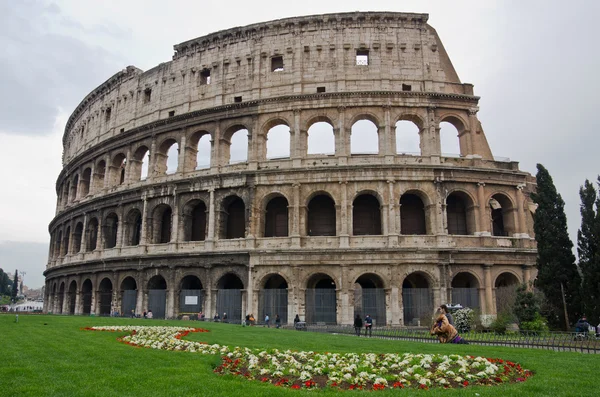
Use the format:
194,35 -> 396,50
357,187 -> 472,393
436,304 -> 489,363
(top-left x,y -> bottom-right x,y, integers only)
489,312 -> 513,334
520,312 -> 549,334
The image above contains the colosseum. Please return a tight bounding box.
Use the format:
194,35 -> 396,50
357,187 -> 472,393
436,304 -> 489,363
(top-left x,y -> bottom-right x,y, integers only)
44,11 -> 537,325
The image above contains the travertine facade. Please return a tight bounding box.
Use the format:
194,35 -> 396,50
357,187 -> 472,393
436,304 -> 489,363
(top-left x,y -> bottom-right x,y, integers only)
44,12 -> 537,325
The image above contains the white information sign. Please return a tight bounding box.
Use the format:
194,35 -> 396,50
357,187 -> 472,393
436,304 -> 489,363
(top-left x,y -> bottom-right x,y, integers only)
184,296 -> 198,305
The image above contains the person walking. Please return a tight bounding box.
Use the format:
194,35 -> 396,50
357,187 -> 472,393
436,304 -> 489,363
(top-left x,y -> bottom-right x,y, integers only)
294,314 -> 300,325
354,314 -> 363,336
275,314 -> 281,329
364,314 -> 373,337
265,313 -> 270,327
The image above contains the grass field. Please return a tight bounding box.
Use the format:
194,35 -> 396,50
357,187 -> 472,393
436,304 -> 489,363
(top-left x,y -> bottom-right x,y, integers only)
1,314 -> 597,396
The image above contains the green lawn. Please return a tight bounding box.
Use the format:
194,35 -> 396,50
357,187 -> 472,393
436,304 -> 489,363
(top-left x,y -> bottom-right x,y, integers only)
0,314 -> 596,396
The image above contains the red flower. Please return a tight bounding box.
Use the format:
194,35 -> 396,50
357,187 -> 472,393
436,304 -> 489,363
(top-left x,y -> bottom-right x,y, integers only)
462,381 -> 469,387
304,380 -> 315,388
261,377 -> 269,383
291,384 -> 301,389
419,384 -> 429,390
372,384 -> 385,391
392,381 -> 404,389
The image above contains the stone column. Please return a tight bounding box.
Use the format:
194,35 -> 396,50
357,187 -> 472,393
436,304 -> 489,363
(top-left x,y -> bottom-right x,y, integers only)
74,290 -> 81,315
516,184 -> 528,237
477,183 -> 490,235
335,106 -> 347,163
292,109 -> 303,167
116,206 -> 124,249
178,133 -> 187,174
171,189 -> 179,243
522,265 -> 532,286
382,105 -> 394,161
387,180 -> 399,247
140,195 -> 148,246
291,183 -> 301,247
339,181 -> 349,248
136,280 -> 144,315
483,264 -> 494,315
124,147 -> 132,183
166,271 -> 175,319
247,116 -> 259,170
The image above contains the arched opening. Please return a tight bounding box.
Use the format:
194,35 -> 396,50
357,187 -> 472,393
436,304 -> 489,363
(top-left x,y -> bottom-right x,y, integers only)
179,275 -> 204,314
191,133 -> 212,169
353,274 -> 386,325
110,154 -> 127,186
184,200 -> 207,241
73,222 -> 83,253
147,275 -> 167,319
305,273 -> 337,324
98,278 -> 113,316
94,160 -> 106,191
266,124 -> 291,159
446,192 -> 476,235
165,142 -> 179,174
104,213 -> 119,249
451,272 -> 480,310
264,196 -> 289,237
125,209 -> 142,246
68,280 -> 77,315
307,121 -> 334,155
62,181 -> 70,206
70,175 -> 79,201
86,218 -> 99,251
402,273 -> 432,326
58,282 -> 65,314
439,121 -> 461,157
221,196 -> 245,239
120,276 -> 137,316
400,194 -> 426,235
490,194 -> 516,237
307,194 -> 336,236
81,168 -> 91,197
152,204 -> 172,244
350,119 -> 378,154
216,273 -> 243,322
259,274 -> 288,324
395,120 -> 421,155
81,279 -> 92,315
55,230 -> 62,257
495,272 -> 520,314
229,128 -> 248,164
62,227 -> 70,256
352,194 -> 381,235
131,146 -> 150,181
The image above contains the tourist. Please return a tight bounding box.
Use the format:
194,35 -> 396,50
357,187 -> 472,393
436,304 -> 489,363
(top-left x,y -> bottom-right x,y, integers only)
213,313 -> 220,322
143,311 -> 147,319
294,314 -> 300,325
430,308 -> 468,344
440,304 -> 455,326
249,313 -> 255,325
275,314 -> 281,329
364,314 -> 373,337
575,316 -> 591,333
147,310 -> 153,319
245,314 -> 250,326
130,309 -> 135,318
223,312 -> 228,323
354,314 -> 363,337
265,313 -> 270,327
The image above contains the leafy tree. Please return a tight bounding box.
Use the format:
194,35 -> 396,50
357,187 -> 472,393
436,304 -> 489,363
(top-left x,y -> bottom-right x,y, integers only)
11,269 -> 18,301
531,164 -> 582,329
513,283 -> 539,323
578,177 -> 600,323
0,268 -> 10,295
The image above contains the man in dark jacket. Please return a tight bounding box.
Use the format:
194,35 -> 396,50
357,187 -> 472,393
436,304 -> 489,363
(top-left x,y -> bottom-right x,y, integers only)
354,314 -> 363,336
440,304 -> 455,326
364,314 -> 373,337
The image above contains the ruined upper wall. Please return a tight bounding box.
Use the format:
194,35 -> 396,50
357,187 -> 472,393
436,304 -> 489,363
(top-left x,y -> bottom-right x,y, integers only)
62,11 -> 473,164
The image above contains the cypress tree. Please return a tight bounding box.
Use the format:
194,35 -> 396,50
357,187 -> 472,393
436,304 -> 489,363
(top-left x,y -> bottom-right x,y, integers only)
11,269 -> 18,301
578,177 -> 600,322
531,164 -> 582,329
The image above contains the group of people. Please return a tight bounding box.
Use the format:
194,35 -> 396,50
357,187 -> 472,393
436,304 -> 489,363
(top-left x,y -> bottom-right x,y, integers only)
575,315 -> 600,337
430,304 -> 468,344
353,314 -> 374,337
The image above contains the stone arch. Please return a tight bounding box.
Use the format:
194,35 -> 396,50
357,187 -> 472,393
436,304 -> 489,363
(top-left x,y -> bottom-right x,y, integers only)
109,153 -> 127,186
80,167 -> 91,197
402,271 -> 434,325
350,116 -> 379,155
353,273 -> 386,325
187,130 -> 212,170
120,276 -> 137,315
446,190 -> 477,235
258,273 -> 289,325
157,137 -> 179,175
73,222 -> 83,253
307,118 -> 335,155
223,124 -> 249,164
81,278 -> 93,315
395,118 -> 421,155
182,199 -> 208,241
352,193 -> 382,235
68,280 -> 77,314
98,277 -> 113,316
178,274 -> 204,315
70,174 -> 79,202
131,144 -> 150,181
58,282 -> 65,314
439,114 -> 467,157
306,193 -> 336,236
494,270 -> 521,314
489,192 -> 516,236
147,274 -> 167,319
451,271 -> 481,310
220,195 -> 246,239
263,195 -> 289,237
400,192 -> 428,235
305,272 -> 337,324
265,122 -> 291,160
62,226 -> 70,256
104,212 -> 119,249
124,208 -> 142,246
94,159 -> 106,191
86,217 -> 99,251
152,204 -> 172,244
216,272 -> 244,322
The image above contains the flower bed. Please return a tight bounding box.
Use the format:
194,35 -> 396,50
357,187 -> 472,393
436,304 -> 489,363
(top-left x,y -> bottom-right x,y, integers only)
85,326 -> 533,391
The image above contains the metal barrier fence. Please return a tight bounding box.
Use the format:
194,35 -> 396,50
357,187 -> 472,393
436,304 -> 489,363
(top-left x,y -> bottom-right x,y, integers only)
284,324 -> 600,354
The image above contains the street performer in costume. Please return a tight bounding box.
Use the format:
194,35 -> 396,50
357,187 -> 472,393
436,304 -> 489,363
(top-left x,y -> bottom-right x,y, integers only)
430,308 -> 468,344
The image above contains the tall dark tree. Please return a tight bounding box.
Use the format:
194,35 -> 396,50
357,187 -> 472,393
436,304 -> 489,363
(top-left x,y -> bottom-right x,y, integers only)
11,269 -> 18,301
578,177 -> 600,323
0,268 -> 10,295
531,164 -> 582,329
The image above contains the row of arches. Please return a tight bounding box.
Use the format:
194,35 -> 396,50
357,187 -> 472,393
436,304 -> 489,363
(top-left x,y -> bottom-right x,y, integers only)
46,270 -> 521,323
58,115 -> 465,207
50,190 -> 518,257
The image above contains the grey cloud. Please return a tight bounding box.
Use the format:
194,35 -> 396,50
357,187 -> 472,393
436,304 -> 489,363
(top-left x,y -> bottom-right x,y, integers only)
0,241 -> 49,289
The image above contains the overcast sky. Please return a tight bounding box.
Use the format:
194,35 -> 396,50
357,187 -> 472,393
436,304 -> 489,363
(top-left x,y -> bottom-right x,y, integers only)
1,0 -> 598,289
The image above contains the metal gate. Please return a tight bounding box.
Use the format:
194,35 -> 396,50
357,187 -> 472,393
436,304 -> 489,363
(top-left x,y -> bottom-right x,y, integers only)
402,288 -> 432,326
180,289 -> 203,313
452,288 -> 480,310
216,289 -> 241,322
148,289 -> 166,319
355,288 -> 386,326
68,292 -> 76,314
259,289 -> 288,324
121,290 -> 137,315
82,292 -> 92,314
99,292 -> 112,316
305,289 -> 336,324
